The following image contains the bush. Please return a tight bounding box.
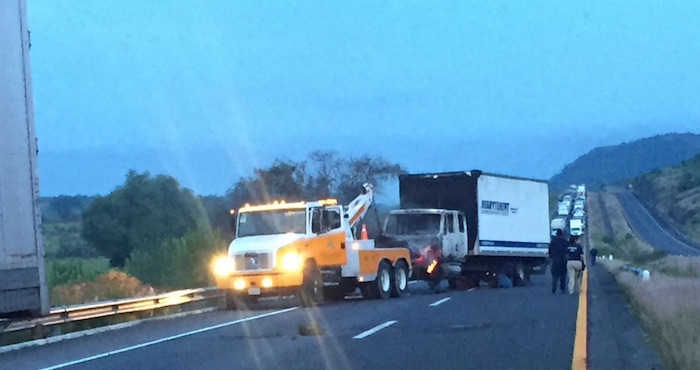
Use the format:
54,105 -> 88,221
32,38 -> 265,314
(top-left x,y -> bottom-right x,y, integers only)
126,229 -> 227,289
51,270 -> 154,306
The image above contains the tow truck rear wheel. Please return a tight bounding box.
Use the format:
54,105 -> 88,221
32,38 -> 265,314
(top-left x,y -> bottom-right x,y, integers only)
299,261 -> 324,307
360,260 -> 392,300
390,260 -> 409,298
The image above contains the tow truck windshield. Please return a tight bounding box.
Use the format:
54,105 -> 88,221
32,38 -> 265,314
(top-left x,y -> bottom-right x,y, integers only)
237,209 -> 306,237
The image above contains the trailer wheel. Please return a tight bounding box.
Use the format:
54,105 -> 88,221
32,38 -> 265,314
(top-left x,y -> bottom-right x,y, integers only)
391,260 -> 409,298
514,262 -> 528,287
299,261 -> 324,307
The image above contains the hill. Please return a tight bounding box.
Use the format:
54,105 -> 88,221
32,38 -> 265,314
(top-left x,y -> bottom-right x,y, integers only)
550,133 -> 700,191
631,154 -> 700,243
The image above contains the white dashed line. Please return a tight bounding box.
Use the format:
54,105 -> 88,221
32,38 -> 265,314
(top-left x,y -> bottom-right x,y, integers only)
429,297 -> 451,307
352,320 -> 398,339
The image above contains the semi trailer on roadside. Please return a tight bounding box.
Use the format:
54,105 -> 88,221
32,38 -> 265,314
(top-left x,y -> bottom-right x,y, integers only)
381,170 -> 551,287
1,0 -> 50,317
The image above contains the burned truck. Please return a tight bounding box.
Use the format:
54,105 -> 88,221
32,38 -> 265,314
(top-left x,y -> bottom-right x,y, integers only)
381,170 -> 551,287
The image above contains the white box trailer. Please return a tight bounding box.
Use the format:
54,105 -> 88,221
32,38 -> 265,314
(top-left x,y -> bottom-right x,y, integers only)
1,0 -> 50,317
383,170 -> 551,285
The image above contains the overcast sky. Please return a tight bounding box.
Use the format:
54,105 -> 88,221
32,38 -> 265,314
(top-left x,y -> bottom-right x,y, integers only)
27,1 -> 700,197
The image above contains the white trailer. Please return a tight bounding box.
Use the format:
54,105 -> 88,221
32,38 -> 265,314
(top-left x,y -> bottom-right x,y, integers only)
1,0 -> 50,317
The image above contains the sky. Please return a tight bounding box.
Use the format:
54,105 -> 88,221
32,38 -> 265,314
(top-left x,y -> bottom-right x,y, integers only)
26,0 -> 700,199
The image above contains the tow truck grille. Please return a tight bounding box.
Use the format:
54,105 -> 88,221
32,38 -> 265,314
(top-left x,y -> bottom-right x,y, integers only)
234,253 -> 272,271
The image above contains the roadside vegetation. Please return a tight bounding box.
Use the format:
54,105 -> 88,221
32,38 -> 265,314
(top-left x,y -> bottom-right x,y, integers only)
631,153 -> 700,243
40,151 -> 403,306
589,191 -> 700,370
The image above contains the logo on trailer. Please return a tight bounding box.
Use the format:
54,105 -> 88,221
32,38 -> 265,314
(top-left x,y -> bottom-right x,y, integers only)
480,200 -> 510,216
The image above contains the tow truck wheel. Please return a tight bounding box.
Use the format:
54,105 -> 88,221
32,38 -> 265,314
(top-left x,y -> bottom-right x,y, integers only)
375,260 -> 392,299
299,261 -> 324,307
390,260 -> 409,298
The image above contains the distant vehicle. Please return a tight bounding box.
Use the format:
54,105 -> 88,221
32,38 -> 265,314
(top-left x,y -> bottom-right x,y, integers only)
577,185 -> 586,198
557,205 -> 569,216
570,218 -> 584,236
381,170 -> 551,286
1,0 -> 50,318
573,209 -> 585,218
550,217 -> 567,235
212,184 -> 411,308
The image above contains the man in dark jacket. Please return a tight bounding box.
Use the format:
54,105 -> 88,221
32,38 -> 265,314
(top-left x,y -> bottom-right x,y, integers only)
548,229 -> 568,294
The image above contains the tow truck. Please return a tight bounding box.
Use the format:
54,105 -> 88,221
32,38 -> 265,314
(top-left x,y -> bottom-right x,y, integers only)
212,184 -> 411,308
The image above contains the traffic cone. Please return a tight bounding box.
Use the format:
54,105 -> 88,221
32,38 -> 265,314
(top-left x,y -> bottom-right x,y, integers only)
361,224 -> 369,240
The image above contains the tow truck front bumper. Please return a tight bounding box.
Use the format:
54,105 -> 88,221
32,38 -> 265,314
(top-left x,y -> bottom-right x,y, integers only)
214,271 -> 304,297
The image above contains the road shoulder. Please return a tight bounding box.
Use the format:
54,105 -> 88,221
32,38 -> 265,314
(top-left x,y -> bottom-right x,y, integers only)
587,263 -> 664,370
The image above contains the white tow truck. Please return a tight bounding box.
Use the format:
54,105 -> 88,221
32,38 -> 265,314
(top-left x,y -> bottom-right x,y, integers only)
212,184 -> 411,308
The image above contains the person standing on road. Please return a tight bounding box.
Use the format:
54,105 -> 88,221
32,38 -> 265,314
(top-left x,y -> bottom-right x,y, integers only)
548,229 -> 568,294
566,235 -> 585,294
589,247 -> 598,266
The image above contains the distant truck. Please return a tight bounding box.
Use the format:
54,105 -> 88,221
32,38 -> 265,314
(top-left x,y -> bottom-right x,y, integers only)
1,0 -> 50,317
381,170 -> 551,286
550,217 -> 567,236
569,218 -> 584,236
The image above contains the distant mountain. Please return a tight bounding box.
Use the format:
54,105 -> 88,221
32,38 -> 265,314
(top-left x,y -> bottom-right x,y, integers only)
549,133 -> 700,191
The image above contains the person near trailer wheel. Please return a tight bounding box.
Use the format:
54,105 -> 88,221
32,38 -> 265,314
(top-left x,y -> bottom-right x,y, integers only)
548,229 -> 568,294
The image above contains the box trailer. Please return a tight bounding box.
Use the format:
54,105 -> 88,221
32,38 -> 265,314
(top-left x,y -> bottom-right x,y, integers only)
1,0 -> 50,317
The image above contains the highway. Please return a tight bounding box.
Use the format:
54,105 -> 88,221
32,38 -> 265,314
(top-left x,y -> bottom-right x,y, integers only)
2,279 -> 581,370
615,192 -> 700,256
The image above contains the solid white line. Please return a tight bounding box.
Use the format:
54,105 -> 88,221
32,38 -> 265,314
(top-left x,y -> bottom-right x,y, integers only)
352,320 -> 397,339
408,281 -> 418,285
39,307 -> 298,370
429,297 -> 451,307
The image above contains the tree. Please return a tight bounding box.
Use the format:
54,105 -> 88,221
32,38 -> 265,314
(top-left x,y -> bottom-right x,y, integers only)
336,155 -> 406,203
227,152 -> 406,208
82,170 -> 206,267
228,160 -> 307,209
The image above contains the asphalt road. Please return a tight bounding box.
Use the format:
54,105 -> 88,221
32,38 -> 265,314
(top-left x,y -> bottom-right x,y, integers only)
1,278 -> 582,370
615,192 -> 700,256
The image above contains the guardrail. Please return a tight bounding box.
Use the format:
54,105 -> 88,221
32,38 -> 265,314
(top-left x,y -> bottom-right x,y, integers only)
2,287 -> 223,335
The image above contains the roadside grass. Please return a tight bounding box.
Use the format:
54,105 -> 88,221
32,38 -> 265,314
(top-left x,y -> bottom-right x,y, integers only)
594,189 -> 700,370
601,260 -> 700,370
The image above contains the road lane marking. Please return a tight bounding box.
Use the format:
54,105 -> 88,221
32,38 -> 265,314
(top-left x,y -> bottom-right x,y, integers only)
352,320 -> 397,339
429,297 -> 451,307
572,268 -> 588,370
408,281 -> 418,285
40,307 -> 299,370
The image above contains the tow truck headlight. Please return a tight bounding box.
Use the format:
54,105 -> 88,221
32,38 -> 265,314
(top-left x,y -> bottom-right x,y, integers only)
213,256 -> 235,276
279,253 -> 303,272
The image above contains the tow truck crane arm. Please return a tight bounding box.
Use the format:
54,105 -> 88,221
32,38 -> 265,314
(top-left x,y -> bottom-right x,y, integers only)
345,183 -> 374,230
